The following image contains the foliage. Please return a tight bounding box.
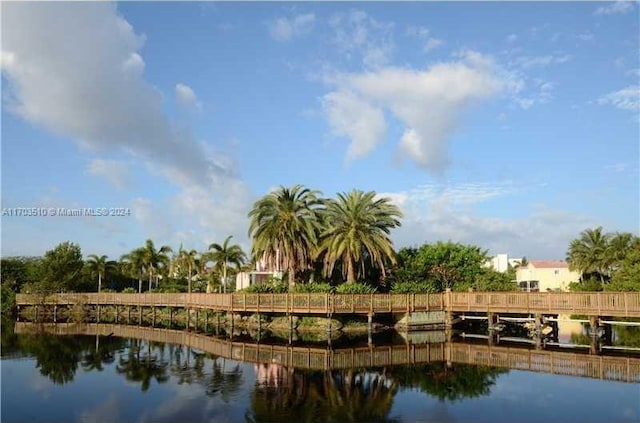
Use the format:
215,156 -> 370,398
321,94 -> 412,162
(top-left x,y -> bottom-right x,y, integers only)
566,229 -> 638,291
335,282 -> 376,294
175,247 -> 199,293
22,242 -> 86,296
85,254 -> 117,292
122,287 -> 137,293
248,185 -> 324,287
608,236 -> 640,290
242,277 -> 288,293
1,257 -> 42,314
471,270 -> 517,292
389,242 -> 492,292
291,282 -> 334,293
1,279 -> 17,314
208,235 -> 246,293
319,190 -> 402,283
391,281 -> 437,294
568,278 -> 603,292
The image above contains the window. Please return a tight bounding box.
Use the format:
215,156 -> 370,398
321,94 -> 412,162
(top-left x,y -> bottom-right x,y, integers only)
518,280 -> 539,292
554,269 -> 560,275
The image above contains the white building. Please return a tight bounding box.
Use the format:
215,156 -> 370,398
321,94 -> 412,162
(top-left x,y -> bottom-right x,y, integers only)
486,254 -> 523,273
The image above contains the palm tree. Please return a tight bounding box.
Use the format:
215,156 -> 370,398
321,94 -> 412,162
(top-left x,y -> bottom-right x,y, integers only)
319,190 -> 401,283
86,254 -> 116,292
177,247 -> 199,293
139,239 -> 173,291
567,227 -> 611,284
208,236 -> 246,293
121,248 -> 146,293
248,185 -> 324,288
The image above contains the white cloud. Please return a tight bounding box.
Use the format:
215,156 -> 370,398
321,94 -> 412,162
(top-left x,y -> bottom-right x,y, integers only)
322,90 -> 387,162
1,2 -> 214,186
329,10 -> 395,68
576,31 -> 595,42
322,51 -> 521,172
405,25 -> 430,38
597,85 -> 640,111
514,54 -> 572,69
594,0 -> 635,16
2,2 -> 254,255
85,159 -> 131,189
384,182 -> 596,258
268,13 -> 315,42
604,162 -> 629,173
175,83 -> 201,110
423,38 -> 444,53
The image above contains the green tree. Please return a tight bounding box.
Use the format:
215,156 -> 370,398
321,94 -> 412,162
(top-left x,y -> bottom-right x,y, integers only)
139,239 -> 173,291
248,185 -> 324,288
319,190 -> 401,284
121,248 -> 147,293
85,254 -> 116,292
208,236 -> 246,293
176,247 -> 199,293
607,236 -> 640,291
24,242 -> 85,295
566,227 -> 611,285
390,242 -> 491,292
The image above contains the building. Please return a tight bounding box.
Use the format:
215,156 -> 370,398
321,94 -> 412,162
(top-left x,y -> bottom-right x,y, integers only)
235,255 -> 283,291
516,260 -> 580,292
486,254 -> 523,273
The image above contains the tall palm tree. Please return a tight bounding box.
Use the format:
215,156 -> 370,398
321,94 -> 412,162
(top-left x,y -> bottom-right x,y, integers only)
177,247 -> 199,293
121,248 -> 146,293
567,227 -> 611,284
140,239 -> 173,291
208,236 -> 246,293
319,190 -> 401,283
86,254 -> 116,292
248,185 -> 324,288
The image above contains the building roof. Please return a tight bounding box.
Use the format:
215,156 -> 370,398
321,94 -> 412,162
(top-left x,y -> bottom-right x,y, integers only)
530,260 -> 569,269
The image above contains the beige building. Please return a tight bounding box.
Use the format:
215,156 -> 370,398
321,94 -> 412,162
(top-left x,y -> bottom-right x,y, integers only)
516,260 -> 580,292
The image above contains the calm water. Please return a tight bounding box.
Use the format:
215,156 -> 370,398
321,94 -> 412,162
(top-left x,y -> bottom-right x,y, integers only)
2,321 -> 639,423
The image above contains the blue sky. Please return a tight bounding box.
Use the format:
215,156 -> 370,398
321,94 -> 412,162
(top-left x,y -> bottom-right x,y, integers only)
1,1 -> 638,260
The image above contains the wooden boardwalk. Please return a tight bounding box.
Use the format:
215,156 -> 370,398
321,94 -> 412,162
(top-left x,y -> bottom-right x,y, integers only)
15,322 -> 640,383
16,291 -> 640,318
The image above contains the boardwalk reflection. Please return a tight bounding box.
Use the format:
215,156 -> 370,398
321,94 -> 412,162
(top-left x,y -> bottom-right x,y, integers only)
14,322 -> 640,384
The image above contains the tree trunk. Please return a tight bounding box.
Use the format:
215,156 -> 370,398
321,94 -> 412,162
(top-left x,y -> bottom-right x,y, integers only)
188,264 -> 192,293
347,260 -> 355,284
138,277 -> 143,293
98,273 -> 102,293
223,264 -> 227,294
149,268 -> 153,292
288,264 -> 295,289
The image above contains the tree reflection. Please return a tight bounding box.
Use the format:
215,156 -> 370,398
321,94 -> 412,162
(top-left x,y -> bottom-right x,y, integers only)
248,365 -> 399,423
116,339 -> 169,391
8,327 -> 125,385
390,363 -> 507,402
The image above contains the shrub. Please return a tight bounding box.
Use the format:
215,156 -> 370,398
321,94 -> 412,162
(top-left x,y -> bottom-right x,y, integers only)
335,282 -> 376,294
121,287 -> 137,293
391,281 -> 436,294
568,278 -> 603,292
292,282 -> 334,293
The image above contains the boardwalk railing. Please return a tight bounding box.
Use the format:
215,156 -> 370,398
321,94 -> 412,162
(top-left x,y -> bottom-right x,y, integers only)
16,291 -> 640,317
14,322 -> 640,383
15,292 -> 444,314
448,291 -> 640,317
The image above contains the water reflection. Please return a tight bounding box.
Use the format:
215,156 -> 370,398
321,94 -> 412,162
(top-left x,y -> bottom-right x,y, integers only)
2,320 -> 640,423
249,365 -> 399,423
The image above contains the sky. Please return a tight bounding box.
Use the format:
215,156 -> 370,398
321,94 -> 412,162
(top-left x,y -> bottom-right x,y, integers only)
1,1 -> 639,261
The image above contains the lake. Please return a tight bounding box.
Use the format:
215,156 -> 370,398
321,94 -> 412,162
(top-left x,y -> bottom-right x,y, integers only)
2,319 -> 639,423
